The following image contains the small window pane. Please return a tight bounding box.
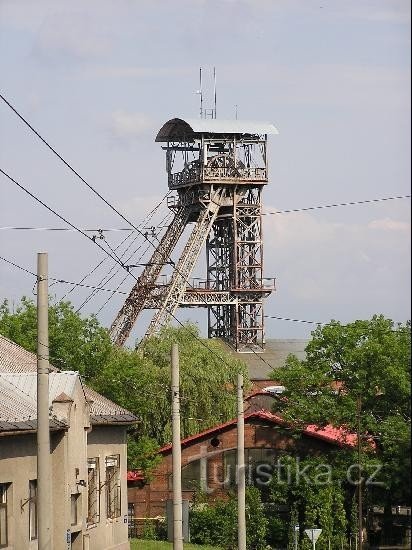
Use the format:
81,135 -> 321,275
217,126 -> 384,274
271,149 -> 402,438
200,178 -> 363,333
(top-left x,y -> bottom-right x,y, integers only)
0,483 -> 8,548
29,480 -> 38,541
105,455 -> 121,519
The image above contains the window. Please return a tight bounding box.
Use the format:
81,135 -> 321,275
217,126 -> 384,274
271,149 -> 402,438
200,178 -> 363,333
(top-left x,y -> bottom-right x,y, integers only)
223,448 -> 277,494
87,458 -> 100,524
29,480 -> 38,541
0,484 -> 9,548
105,455 -> 121,519
71,493 -> 81,526
169,460 -> 201,491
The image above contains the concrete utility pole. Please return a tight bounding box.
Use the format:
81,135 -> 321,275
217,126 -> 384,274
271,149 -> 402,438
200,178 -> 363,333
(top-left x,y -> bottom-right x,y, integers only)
357,395 -> 363,550
237,373 -> 247,550
37,252 -> 52,549
171,343 -> 183,550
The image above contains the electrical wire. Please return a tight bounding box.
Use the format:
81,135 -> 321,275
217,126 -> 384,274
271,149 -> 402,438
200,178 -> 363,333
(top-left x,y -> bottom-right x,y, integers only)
60,230 -> 135,300
0,92 -> 163,250
1,192 -> 410,233
74,208 -> 173,312
262,194 -> 411,215
264,315 -> 323,325
60,191 -> 172,301
0,167 -> 136,272
0,166 -> 237,368
91,212 -> 174,315
0,226 -> 133,232
0,254 -> 129,294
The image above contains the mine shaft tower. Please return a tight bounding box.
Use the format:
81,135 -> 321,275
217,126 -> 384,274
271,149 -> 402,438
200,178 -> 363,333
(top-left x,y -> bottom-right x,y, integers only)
110,117 -> 278,352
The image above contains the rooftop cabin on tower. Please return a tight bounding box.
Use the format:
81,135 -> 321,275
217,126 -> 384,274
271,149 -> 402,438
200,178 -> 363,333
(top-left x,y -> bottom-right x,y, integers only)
110,117 -> 278,352
156,117 -> 277,190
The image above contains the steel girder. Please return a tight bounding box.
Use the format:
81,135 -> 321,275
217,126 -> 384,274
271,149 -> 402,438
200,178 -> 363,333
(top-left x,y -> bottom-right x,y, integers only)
109,205 -> 191,345
143,188 -> 226,339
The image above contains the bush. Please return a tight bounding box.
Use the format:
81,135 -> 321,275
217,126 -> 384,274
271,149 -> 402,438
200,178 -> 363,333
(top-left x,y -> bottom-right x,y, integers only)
189,488 -> 268,550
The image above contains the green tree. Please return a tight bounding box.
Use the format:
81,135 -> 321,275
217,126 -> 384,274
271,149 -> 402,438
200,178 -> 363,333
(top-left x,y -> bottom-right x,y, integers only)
190,488 -> 267,549
0,298 -> 248,467
0,297 -> 112,380
92,324 -> 248,446
271,315 -> 411,504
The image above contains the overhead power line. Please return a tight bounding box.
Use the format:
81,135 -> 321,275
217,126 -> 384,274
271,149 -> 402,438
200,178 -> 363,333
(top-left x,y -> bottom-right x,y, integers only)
0,192 -> 410,233
0,254 -> 128,294
0,167 -> 235,367
264,314 -> 323,325
0,167 -> 136,271
0,91 -> 161,249
263,194 -> 411,215
0,226 -> 133,232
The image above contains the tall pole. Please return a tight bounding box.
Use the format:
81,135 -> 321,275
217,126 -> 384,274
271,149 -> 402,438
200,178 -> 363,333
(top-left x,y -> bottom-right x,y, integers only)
237,373 -> 247,550
213,66 -> 217,119
357,395 -> 363,550
37,252 -> 52,549
171,343 -> 183,550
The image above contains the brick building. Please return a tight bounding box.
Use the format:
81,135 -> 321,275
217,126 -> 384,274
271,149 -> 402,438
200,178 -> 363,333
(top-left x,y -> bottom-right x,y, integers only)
128,410 -> 357,520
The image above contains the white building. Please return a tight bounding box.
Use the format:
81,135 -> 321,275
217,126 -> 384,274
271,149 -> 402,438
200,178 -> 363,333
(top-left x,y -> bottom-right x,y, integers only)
0,335 -> 137,550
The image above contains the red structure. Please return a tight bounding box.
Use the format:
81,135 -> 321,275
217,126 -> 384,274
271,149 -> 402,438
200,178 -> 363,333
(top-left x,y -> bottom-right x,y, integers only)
128,410 -> 357,520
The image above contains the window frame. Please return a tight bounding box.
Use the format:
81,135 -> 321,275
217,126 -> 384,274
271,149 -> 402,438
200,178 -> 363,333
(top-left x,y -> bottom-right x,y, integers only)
105,455 -> 121,519
87,458 -> 100,525
0,483 -> 9,549
29,480 -> 38,541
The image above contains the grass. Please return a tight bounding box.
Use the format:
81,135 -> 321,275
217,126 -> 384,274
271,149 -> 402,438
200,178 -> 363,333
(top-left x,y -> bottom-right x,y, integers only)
130,540 -> 221,550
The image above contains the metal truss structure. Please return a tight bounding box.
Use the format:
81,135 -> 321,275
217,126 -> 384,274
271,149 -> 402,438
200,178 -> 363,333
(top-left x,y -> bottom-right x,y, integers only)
110,117 -> 278,351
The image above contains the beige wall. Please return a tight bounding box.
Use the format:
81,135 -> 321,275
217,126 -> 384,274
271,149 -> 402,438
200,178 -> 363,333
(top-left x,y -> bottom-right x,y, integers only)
0,379 -> 130,550
86,426 -> 129,550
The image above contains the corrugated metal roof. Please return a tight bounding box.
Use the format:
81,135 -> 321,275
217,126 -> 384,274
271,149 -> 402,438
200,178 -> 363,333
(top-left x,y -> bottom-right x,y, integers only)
155,117 -> 279,142
1,372 -> 78,406
0,374 -> 67,432
220,338 -> 309,380
0,335 -> 38,372
0,334 -> 138,424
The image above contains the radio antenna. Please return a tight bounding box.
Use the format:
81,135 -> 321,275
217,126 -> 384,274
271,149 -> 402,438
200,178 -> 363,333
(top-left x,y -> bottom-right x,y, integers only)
213,66 -> 217,119
199,67 -> 203,118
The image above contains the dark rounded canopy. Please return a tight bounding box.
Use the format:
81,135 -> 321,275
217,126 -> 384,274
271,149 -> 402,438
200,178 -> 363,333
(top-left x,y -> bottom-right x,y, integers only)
155,117 -> 278,142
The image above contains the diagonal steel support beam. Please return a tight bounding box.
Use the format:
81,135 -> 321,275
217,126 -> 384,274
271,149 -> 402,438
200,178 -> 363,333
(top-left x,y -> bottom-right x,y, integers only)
142,189 -> 226,341
110,206 -> 191,345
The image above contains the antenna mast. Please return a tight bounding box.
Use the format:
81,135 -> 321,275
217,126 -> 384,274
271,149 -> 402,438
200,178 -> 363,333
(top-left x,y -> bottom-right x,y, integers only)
213,66 -> 217,119
199,67 -> 203,119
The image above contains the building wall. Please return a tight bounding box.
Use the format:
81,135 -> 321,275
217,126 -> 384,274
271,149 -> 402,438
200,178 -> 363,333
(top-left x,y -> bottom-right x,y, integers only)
86,426 -> 129,550
0,382 -> 130,550
128,419 -> 339,519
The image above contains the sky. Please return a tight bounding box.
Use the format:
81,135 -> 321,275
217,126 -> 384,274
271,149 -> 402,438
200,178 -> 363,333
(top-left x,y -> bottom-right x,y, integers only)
0,0 -> 410,345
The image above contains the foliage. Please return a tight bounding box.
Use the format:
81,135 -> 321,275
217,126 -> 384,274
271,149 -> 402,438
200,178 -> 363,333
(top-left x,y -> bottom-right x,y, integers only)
190,488 -> 267,549
270,316 -> 411,504
130,541 -> 221,550
267,455 -> 350,550
141,518 -> 159,540
127,435 -> 162,478
91,324 -> 248,446
0,297 -> 112,381
0,298 -> 249,459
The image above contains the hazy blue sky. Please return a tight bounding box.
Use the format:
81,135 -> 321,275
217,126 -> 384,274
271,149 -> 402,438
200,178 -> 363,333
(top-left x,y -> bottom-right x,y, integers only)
0,0 -> 410,343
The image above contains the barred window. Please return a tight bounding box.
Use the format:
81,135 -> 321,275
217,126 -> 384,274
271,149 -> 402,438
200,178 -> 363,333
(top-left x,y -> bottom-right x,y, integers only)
0,484 -> 9,549
29,480 -> 38,541
87,458 -> 100,524
105,455 -> 121,519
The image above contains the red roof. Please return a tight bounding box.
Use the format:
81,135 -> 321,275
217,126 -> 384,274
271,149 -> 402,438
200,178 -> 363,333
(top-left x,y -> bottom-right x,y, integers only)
127,470 -> 145,482
157,410 -> 359,454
